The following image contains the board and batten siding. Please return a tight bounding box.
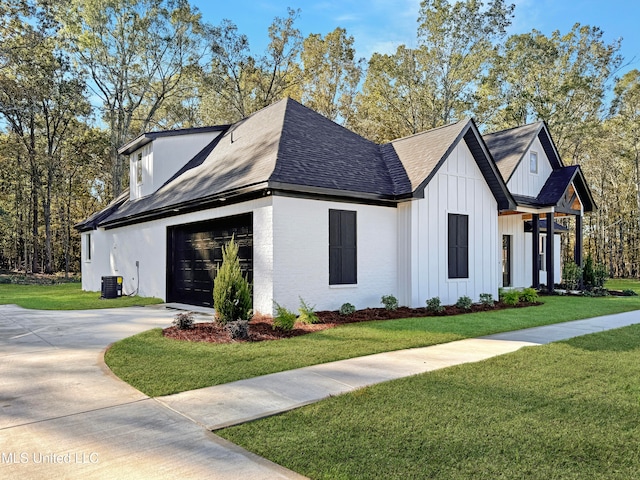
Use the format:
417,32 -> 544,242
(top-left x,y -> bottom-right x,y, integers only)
506,135 -> 553,198
397,139 -> 499,307
81,197 -> 275,314
271,195 -> 397,313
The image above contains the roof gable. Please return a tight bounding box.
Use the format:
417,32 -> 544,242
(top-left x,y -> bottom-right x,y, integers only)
484,121 -> 563,182
510,165 -> 596,213
388,119 -> 515,210
387,119 -> 469,193
538,165 -> 595,213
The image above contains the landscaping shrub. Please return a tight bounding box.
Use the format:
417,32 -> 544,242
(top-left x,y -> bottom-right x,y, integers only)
583,255 -> 608,291
593,262 -> 608,289
425,297 -> 444,313
562,260 -> 583,290
381,295 -> 399,311
582,255 -> 595,289
455,295 -> 473,310
479,293 -> 494,307
212,236 -> 252,325
225,320 -> 249,340
298,297 -> 319,324
173,311 -> 195,330
502,290 -> 521,306
273,301 -> 297,331
590,287 -> 609,297
339,303 -> 356,315
519,288 -> 539,303
622,289 -> 638,296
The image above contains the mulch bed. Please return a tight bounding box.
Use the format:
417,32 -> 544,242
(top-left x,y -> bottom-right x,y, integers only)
162,301 -> 542,344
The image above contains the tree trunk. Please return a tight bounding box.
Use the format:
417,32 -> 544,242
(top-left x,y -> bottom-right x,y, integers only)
30,166 -> 40,274
43,167 -> 53,274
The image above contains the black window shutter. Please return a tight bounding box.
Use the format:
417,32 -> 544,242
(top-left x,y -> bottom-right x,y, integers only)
458,214 -> 468,278
329,210 -> 357,285
448,214 -> 468,279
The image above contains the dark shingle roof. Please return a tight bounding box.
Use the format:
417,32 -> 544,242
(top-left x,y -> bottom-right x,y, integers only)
82,99 -> 516,229
74,190 -> 129,232
511,165 -> 595,213
484,122 -> 544,181
537,166 -> 580,205
484,121 -> 564,183
524,220 -> 570,233
270,98 -> 395,196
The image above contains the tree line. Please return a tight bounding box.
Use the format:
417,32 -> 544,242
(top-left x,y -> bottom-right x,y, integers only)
0,0 -> 638,277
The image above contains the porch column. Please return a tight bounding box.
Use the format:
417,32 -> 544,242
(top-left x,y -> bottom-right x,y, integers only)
532,214 -> 540,289
574,215 -> 583,267
546,212 -> 555,293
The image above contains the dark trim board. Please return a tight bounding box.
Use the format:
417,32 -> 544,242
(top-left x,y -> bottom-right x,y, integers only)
166,213 -> 253,307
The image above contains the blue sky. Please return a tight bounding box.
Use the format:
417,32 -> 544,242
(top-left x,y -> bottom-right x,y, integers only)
192,0 -> 638,76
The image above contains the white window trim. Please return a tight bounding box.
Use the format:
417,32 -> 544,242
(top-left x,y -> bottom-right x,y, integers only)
530,151 -> 538,174
136,152 -> 143,185
85,233 -> 92,263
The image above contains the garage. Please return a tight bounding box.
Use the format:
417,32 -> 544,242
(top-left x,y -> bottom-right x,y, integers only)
166,213 -> 253,307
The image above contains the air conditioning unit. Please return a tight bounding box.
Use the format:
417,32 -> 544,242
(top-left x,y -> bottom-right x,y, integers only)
101,276 -> 123,299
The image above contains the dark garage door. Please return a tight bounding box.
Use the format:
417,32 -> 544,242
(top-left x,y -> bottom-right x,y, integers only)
166,213 -> 253,307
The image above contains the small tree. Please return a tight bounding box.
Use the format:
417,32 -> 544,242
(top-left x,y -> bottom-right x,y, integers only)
582,255 -> 595,289
213,236 -> 252,326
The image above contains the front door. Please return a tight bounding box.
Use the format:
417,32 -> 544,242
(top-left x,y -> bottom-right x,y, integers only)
502,235 -> 512,287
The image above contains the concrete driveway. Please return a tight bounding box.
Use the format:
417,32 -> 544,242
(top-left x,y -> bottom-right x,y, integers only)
4,303 -> 639,479
0,305 -> 304,479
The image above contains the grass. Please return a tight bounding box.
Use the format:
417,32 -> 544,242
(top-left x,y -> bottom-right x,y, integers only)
218,324 -> 640,479
606,277 -> 640,293
105,292 -> 640,396
0,282 -> 163,310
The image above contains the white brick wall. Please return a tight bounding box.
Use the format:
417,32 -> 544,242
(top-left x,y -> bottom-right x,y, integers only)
82,197 -> 274,312
271,196 -> 397,313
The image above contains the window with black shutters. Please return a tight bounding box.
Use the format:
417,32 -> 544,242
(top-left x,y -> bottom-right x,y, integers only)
329,209 -> 357,285
448,213 -> 468,279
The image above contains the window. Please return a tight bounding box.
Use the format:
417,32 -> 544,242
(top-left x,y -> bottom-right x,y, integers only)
85,233 -> 92,262
136,152 -> 143,185
448,214 -> 468,279
502,235 -> 512,287
329,209 -> 357,285
530,151 -> 538,174
539,235 -> 546,272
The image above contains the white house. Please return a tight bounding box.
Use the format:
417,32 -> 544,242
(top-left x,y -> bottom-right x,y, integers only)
76,98 -> 594,313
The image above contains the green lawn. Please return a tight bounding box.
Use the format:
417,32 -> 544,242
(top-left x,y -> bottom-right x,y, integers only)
105,292 -> 640,396
218,324 -> 640,479
606,277 -> 640,292
0,282 -> 162,309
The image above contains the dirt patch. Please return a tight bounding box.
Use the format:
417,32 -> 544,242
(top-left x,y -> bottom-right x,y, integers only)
162,301 -> 542,344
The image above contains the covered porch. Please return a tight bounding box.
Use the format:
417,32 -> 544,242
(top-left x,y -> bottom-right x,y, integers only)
500,165 -> 595,292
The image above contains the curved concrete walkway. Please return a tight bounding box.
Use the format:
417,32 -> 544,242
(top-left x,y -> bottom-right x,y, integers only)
2,304 -> 639,479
